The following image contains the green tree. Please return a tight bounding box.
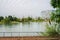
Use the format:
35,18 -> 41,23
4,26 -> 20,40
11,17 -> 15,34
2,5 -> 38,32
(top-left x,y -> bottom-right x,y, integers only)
37,17 -> 41,20
41,0 -> 60,38
44,0 -> 60,37
13,17 -> 17,21
8,15 -> 13,21
0,16 -> 4,21
27,17 -> 32,21
4,17 -> 11,24
51,0 -> 60,23
51,0 -> 60,8
37,17 -> 44,22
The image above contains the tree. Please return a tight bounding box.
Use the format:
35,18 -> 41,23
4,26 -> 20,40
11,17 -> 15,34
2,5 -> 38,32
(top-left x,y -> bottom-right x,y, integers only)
8,15 -> 13,21
37,17 -> 41,20
41,0 -> 60,37
43,0 -> 60,37
4,17 -> 11,24
0,16 -> 4,21
50,0 -> 60,23
51,0 -> 60,8
12,17 -> 17,21
13,17 -> 20,22
27,17 -> 32,21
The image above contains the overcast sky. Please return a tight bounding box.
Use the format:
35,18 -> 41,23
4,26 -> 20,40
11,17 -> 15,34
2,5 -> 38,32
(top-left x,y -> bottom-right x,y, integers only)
0,0 -> 54,18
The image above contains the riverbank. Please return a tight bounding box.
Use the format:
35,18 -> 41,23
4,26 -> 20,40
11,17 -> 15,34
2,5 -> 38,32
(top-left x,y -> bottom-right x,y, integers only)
0,21 -> 20,24
0,16 -> 46,24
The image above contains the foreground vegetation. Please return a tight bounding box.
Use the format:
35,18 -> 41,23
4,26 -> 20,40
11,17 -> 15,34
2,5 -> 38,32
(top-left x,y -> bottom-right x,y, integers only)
41,0 -> 60,38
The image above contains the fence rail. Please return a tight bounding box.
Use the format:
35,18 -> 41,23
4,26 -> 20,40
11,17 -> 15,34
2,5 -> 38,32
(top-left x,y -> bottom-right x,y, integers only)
0,32 -> 59,40
0,32 -> 42,37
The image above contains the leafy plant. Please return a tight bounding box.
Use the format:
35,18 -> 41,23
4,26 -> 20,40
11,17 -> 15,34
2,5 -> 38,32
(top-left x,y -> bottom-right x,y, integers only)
41,24 -> 60,37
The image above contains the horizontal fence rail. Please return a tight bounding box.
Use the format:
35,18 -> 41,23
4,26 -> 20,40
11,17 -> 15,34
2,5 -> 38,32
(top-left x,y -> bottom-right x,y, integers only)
0,32 -> 43,37
0,32 -> 59,40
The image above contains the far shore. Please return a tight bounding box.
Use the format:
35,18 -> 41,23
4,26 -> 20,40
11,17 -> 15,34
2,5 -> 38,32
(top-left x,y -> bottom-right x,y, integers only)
0,21 -> 20,24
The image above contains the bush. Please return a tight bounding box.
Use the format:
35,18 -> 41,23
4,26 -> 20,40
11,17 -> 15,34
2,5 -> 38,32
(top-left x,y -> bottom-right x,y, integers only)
41,24 -> 60,37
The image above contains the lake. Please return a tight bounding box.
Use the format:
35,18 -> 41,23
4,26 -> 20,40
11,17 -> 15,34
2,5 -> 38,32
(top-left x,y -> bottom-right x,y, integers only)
0,22 -> 48,36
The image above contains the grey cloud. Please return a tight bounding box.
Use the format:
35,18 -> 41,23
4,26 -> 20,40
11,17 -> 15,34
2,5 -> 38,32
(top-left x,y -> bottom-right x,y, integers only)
0,0 -> 54,18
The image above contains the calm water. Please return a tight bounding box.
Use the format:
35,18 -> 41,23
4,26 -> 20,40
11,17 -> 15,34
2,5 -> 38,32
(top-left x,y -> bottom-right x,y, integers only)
0,22 -> 48,36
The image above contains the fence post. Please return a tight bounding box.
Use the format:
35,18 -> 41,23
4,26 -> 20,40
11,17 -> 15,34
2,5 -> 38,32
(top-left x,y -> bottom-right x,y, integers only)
3,32 -> 5,37
11,32 -> 12,37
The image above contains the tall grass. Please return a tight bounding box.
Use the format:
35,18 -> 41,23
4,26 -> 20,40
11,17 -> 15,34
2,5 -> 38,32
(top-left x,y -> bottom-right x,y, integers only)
41,24 -> 60,37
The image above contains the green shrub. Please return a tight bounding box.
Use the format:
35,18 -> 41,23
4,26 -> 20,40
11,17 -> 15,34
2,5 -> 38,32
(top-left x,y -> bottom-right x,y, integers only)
41,24 -> 60,37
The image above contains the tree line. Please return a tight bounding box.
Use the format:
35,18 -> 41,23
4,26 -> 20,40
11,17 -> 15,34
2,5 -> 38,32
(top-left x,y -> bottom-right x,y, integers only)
0,15 -> 45,24
0,16 -> 20,24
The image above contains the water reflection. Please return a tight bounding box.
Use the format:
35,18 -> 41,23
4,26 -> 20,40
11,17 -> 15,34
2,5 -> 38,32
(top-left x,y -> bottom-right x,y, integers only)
4,23 -> 19,28
22,22 -> 31,27
0,22 -> 46,36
